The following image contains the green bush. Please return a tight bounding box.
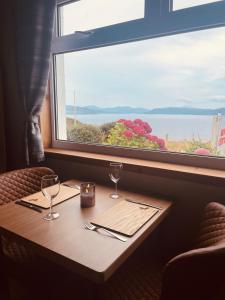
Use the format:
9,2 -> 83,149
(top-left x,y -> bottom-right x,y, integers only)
67,122 -> 103,144
100,122 -> 116,142
184,138 -> 213,154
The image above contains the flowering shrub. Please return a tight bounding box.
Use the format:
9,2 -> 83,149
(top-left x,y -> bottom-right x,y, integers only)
107,118 -> 166,150
184,138 -> 213,155
194,148 -> 211,155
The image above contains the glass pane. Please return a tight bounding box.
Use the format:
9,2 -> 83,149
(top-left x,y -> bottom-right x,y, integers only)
59,0 -> 145,36
55,26 -> 225,157
173,0 -> 223,10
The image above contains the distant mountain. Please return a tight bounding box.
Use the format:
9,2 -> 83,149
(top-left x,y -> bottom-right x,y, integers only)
150,107 -> 225,115
66,105 -> 225,115
66,105 -> 98,115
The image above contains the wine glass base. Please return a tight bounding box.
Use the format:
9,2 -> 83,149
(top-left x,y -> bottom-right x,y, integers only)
43,212 -> 59,221
110,193 -> 120,199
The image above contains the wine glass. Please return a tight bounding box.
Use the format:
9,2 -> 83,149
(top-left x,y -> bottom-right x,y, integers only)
41,174 -> 60,221
109,162 -> 123,199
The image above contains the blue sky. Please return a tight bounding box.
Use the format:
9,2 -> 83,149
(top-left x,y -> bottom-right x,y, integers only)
59,1 -> 225,109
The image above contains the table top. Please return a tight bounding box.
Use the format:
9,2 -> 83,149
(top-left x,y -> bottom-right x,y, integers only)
0,179 -> 172,283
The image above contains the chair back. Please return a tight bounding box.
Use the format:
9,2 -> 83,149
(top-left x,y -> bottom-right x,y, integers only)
161,202 -> 225,300
0,167 -> 54,205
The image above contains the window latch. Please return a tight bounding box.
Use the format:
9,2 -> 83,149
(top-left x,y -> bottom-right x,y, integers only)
74,30 -> 94,36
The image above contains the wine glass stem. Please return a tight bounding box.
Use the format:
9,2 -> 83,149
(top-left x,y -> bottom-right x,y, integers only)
115,182 -> 118,195
49,197 -> 53,215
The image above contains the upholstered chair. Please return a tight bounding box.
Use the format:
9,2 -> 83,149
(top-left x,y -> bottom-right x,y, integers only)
0,167 -> 54,261
100,201 -> 225,300
0,167 -> 54,299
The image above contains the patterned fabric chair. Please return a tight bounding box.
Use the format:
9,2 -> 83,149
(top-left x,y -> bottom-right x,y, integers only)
0,167 -> 54,262
100,202 -> 225,300
0,167 -> 54,205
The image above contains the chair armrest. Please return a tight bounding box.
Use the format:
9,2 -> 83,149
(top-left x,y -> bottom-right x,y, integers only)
160,245 -> 225,300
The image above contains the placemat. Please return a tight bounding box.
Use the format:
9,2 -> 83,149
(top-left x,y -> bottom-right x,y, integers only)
91,200 -> 159,236
21,185 -> 80,209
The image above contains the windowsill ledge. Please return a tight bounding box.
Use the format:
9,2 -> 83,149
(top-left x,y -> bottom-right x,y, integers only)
45,148 -> 225,187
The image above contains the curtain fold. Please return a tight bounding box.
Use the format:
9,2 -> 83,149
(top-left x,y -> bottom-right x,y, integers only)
0,0 -> 56,169
15,0 -> 56,165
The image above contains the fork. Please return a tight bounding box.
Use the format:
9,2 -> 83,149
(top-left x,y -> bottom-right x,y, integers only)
84,222 -> 127,242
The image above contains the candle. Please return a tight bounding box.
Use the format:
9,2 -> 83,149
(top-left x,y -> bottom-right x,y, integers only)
80,182 -> 95,208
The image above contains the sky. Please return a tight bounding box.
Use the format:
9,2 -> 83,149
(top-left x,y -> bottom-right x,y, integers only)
57,0 -> 225,109
173,0 -> 222,10
61,0 -> 145,34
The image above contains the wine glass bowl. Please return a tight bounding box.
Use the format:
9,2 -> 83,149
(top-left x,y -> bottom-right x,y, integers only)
109,162 -> 123,199
41,174 -> 60,221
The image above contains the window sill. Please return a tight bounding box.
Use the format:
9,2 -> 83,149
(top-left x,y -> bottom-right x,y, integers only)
45,148 -> 225,187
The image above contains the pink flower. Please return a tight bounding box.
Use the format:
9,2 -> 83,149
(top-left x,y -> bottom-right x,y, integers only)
134,119 -> 144,126
129,124 -> 136,130
139,129 -> 146,136
194,148 -> 210,155
157,138 -> 165,148
133,126 -> 145,136
143,122 -> 152,133
123,130 -> 133,138
117,119 -> 126,124
133,126 -> 140,134
146,134 -> 154,141
150,135 -> 158,143
124,120 -> 134,128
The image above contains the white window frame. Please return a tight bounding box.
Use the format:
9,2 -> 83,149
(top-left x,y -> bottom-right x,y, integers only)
50,0 -> 225,170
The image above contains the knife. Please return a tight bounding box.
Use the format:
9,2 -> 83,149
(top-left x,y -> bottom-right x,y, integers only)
62,183 -> 80,190
125,198 -> 162,210
15,200 -> 43,213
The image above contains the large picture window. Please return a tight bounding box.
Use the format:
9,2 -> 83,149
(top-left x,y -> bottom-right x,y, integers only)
51,0 -> 225,166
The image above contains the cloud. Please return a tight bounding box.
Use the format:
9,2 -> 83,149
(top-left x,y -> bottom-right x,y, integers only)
176,98 -> 194,105
204,95 -> 225,103
62,25 -> 225,109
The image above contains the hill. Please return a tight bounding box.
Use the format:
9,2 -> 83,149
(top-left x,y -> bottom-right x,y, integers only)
66,105 -> 225,115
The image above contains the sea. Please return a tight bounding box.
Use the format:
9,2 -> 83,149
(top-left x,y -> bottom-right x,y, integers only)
67,114 -> 214,141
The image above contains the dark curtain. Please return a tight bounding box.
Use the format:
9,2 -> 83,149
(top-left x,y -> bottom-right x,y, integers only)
0,69 -> 6,173
0,0 -> 56,169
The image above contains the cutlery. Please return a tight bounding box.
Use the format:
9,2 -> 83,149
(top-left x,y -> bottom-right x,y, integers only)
125,198 -> 162,210
62,183 -> 80,190
15,200 -> 42,213
84,222 -> 127,242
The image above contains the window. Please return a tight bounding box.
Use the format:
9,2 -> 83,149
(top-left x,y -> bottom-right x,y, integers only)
51,0 -> 225,167
173,0 -> 223,11
59,0 -> 145,36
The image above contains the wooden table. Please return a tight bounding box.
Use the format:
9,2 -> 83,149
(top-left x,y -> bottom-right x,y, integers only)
0,180 -> 172,284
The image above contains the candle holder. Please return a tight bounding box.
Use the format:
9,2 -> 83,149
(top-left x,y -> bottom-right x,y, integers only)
80,182 -> 95,208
